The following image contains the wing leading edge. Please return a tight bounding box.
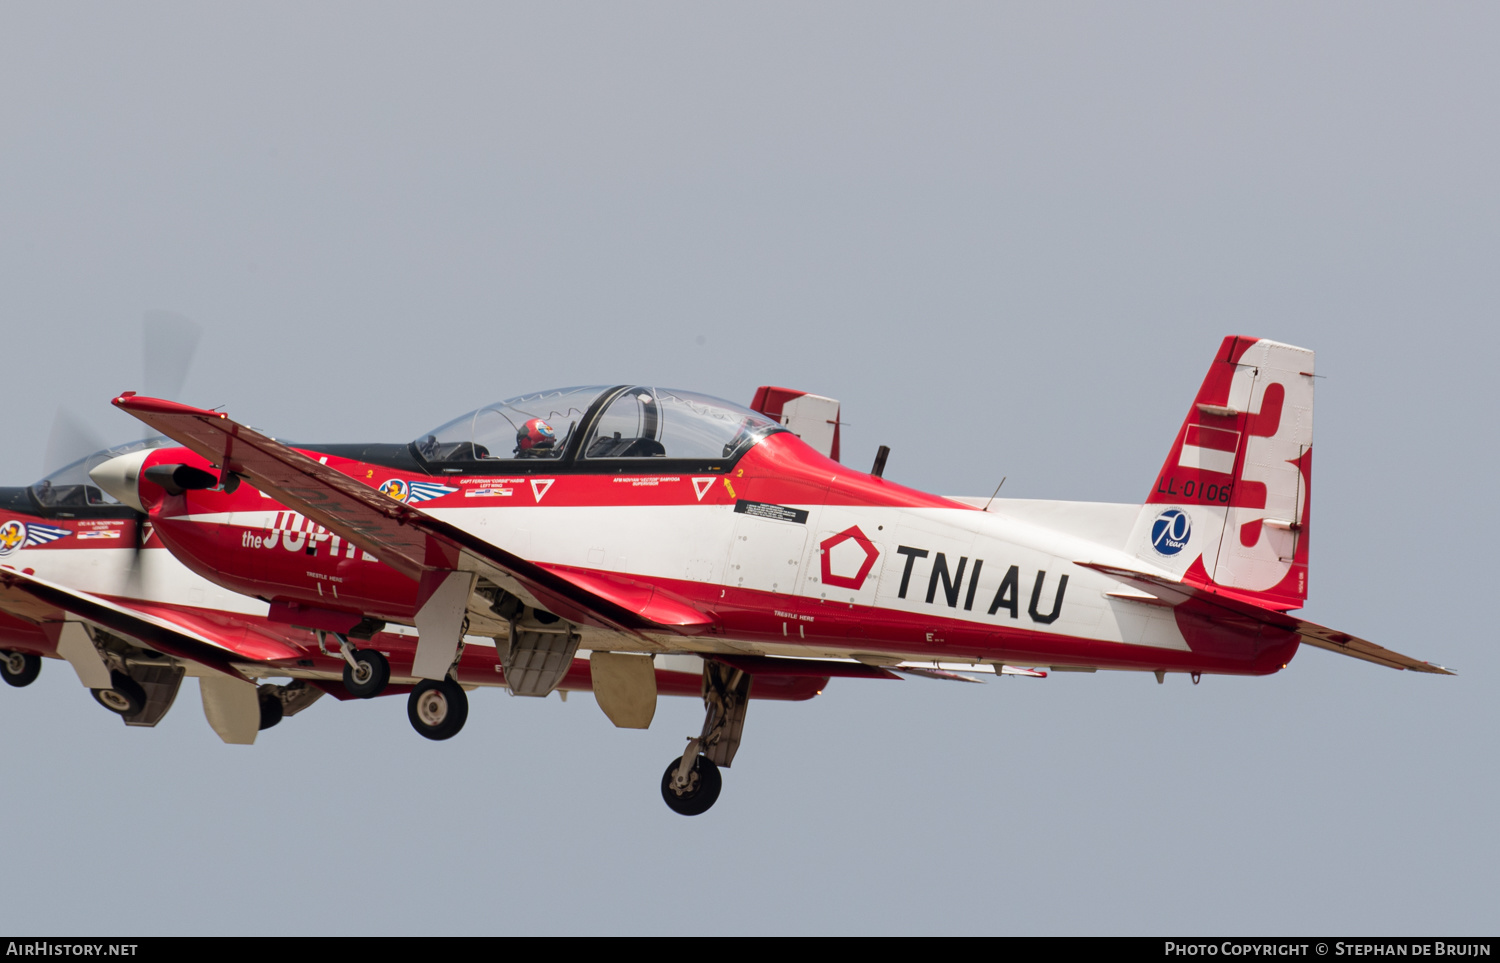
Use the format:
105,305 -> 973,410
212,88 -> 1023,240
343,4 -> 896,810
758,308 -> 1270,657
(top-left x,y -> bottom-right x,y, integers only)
111,394 -> 719,639
0,567 -> 258,677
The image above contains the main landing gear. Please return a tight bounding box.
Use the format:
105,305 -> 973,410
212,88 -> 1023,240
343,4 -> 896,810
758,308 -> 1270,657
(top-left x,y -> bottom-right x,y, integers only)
258,688 -> 284,731
92,671 -> 146,716
407,678 -> 469,741
0,651 -> 40,688
319,631 -> 390,699
250,680 -> 322,734
661,661 -> 750,816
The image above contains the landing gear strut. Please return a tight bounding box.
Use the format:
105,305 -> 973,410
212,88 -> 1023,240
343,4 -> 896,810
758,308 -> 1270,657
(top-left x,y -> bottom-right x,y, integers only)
661,661 -> 750,816
0,651 -> 40,688
407,678 -> 469,741
320,631 -> 390,699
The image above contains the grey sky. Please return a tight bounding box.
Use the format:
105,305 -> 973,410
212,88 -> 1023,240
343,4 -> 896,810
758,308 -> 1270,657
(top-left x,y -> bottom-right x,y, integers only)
0,3 -> 1494,934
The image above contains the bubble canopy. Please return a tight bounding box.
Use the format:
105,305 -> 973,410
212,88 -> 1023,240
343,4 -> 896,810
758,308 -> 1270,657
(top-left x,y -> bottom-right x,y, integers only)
412,386 -> 785,467
31,438 -> 168,508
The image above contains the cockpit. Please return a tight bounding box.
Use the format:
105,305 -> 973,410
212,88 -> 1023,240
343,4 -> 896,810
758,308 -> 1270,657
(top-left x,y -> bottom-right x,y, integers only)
412,386 -> 785,470
30,438 -> 167,509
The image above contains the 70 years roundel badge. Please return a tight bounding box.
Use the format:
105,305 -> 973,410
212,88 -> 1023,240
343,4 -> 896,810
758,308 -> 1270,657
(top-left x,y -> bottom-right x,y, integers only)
1151,509 -> 1192,556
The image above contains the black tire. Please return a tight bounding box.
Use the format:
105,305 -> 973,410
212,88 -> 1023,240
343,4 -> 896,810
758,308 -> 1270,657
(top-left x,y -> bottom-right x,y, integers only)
660,755 -> 722,816
341,648 -> 390,699
258,692 -> 284,731
0,651 -> 41,688
91,671 -> 146,716
407,679 -> 469,741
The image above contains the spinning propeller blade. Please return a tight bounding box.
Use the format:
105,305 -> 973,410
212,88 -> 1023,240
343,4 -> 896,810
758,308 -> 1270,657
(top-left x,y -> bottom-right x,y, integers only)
142,310 -> 202,403
124,311 -> 202,590
41,408 -> 106,476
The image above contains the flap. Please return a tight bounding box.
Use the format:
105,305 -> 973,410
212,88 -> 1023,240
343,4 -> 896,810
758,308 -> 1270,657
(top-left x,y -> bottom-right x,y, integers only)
709,654 -> 900,680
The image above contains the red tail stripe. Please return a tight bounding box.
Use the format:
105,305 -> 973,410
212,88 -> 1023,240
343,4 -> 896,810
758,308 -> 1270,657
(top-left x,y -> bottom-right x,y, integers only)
1184,424 -> 1240,452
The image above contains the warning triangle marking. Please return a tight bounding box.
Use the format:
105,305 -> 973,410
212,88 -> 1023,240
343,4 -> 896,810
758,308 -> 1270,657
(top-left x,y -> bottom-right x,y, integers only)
530,479 -> 554,502
691,477 -> 715,502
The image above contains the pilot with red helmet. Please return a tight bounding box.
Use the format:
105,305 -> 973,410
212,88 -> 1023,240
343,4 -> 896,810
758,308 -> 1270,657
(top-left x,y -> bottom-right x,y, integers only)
515,418 -> 557,457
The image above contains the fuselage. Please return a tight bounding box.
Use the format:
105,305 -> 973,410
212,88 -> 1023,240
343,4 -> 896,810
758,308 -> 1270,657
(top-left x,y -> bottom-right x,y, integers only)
137,431 -> 1299,677
0,484 -> 757,699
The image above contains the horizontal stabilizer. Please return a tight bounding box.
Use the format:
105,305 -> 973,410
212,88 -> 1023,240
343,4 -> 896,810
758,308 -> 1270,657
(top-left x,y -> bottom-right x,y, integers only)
1292,622 -> 1455,675
1076,561 -> 1454,675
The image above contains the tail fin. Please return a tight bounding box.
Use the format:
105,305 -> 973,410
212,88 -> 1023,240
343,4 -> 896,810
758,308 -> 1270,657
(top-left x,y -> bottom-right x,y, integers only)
1125,336 -> 1314,611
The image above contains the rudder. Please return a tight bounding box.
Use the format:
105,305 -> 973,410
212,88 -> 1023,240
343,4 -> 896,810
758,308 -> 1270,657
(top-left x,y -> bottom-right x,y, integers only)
1125,336 -> 1314,611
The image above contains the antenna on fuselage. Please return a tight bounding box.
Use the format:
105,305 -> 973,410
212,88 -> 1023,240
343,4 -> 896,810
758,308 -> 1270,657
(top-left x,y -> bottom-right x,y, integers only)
982,476 -> 1007,513
870,445 -> 890,478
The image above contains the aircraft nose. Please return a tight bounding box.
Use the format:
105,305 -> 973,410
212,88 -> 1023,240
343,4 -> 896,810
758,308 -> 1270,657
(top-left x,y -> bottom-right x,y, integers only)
89,450 -> 153,513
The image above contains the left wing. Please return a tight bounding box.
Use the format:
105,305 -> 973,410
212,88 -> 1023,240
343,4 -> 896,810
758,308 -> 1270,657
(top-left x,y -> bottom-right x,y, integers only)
113,395 -> 718,640
0,568 -> 290,743
0,567 -> 260,677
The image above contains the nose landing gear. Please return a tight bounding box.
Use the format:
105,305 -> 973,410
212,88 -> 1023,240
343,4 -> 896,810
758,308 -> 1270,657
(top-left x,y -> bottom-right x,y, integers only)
0,651 -> 40,688
342,648 -> 391,698
661,661 -> 750,816
318,631 -> 390,699
661,755 -> 722,816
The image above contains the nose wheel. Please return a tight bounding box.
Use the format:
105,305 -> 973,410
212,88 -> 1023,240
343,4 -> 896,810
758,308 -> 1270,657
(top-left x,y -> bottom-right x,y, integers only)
321,630 -> 390,699
0,651 -> 40,688
660,755 -> 722,816
657,661 -> 750,816
341,649 -> 390,698
407,678 -> 469,740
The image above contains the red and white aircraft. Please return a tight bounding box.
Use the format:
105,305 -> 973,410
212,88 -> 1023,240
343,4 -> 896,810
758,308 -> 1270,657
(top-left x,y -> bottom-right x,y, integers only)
0,439 -> 339,739
89,336 -> 1450,814
0,399 -> 845,743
